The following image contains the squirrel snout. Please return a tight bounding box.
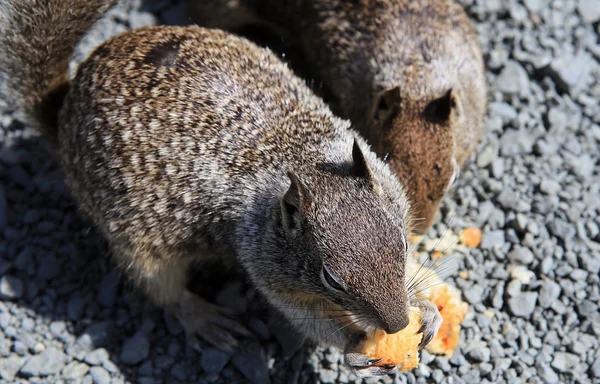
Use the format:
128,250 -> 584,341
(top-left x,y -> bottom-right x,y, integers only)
379,311 -> 410,334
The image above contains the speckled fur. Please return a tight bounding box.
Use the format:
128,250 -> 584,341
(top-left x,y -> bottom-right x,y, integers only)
190,0 -> 488,234
0,0 -> 427,358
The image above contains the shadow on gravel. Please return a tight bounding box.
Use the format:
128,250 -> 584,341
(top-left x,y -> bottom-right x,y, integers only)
0,128 -> 322,383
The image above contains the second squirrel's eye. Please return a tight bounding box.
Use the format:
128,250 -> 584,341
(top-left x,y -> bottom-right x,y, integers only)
321,265 -> 346,292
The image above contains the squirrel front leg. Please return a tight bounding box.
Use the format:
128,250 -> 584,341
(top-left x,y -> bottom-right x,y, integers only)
114,245 -> 252,352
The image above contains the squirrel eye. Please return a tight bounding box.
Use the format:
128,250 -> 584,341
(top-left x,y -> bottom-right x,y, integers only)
321,266 -> 346,292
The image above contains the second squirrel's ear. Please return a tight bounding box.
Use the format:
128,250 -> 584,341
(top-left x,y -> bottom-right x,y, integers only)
281,172 -> 312,234
352,139 -> 375,186
423,89 -> 458,122
373,86 -> 401,123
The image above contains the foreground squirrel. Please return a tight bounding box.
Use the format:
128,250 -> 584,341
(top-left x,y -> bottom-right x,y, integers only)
190,0 -> 489,234
0,0 -> 442,377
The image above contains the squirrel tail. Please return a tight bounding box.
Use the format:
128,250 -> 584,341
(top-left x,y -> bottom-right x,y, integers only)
0,0 -> 115,144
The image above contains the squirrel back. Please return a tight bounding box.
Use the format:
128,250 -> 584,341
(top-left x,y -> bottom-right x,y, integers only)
0,0 -> 115,144
189,0 -> 488,234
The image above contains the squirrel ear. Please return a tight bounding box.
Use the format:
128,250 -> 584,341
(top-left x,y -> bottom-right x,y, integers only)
351,139 -> 375,186
374,86 -> 401,123
424,89 -> 457,122
281,172 -> 311,233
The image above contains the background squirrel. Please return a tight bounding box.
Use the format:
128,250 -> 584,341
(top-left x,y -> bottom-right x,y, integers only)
189,0 -> 489,235
0,0 -> 442,377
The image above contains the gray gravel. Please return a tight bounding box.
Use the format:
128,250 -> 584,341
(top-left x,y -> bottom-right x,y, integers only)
1,0 -> 599,383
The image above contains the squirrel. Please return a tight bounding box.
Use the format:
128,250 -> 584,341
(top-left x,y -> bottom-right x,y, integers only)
0,0 -> 443,377
189,0 -> 489,234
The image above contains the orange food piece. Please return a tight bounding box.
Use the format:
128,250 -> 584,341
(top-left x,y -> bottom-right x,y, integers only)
431,250 -> 443,259
358,311 -> 423,371
426,284 -> 469,357
459,227 -> 482,248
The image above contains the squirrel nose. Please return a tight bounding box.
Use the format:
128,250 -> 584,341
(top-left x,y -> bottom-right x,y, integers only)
380,311 -> 410,334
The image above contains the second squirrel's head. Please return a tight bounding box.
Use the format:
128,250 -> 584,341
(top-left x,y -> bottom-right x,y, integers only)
364,86 -> 462,235
239,138 -> 413,348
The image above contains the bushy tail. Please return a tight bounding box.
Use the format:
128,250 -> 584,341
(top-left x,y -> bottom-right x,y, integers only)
0,0 -> 115,143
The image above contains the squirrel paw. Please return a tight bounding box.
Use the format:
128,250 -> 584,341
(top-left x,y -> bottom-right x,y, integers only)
410,298 -> 443,349
175,290 -> 253,353
344,353 -> 398,377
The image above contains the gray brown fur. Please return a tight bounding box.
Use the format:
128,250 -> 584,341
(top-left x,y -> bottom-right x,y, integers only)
190,0 -> 488,234
0,1 -> 443,376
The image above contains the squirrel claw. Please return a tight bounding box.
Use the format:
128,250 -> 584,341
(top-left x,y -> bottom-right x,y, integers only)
175,289 -> 252,353
344,353 -> 398,378
410,298 -> 443,349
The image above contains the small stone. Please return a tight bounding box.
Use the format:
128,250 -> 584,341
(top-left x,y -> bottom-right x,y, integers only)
506,279 -> 522,297
580,253 -> 600,274
89,366 -> 111,384
538,280 -> 561,308
551,352 -> 580,372
467,344 -> 490,363
488,102 -> 518,121
547,53 -> 592,95
508,265 -> 535,284
524,0 -> 544,12
548,219 -> 577,242
508,292 -> 538,318
481,230 -> 505,248
507,246 -> 535,265
449,353 -> 467,366
201,348 -> 231,374
62,361 -> 90,379
0,356 -> 26,381
577,0 -> 600,23
319,369 -> 338,383
477,144 -> 497,168
170,363 -> 186,380
138,361 -> 153,376
97,271 -> 120,308
20,347 -> 67,377
85,349 -> 110,366
540,180 -> 561,195
120,331 -> 150,365
37,252 -> 60,280
232,343 -> 270,384
68,295 -> 86,319
496,61 -> 529,94
537,363 -> 559,384
591,357 -> 600,378
0,276 -> 23,300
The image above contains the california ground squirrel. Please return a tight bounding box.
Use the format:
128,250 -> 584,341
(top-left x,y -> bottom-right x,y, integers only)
190,0 -> 489,234
0,0 -> 442,377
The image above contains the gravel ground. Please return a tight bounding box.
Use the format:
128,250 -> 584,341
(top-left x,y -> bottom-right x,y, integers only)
1,0 -> 599,383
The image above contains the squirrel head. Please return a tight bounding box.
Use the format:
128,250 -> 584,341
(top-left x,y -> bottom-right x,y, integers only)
367,86 -> 460,234
240,139 -> 412,347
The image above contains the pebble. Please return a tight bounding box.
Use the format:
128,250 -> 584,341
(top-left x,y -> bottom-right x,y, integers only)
201,348 -> 231,374
591,357 -> 600,378
577,0 -> 600,23
232,343 -> 270,384
85,348 -> 110,366
62,361 -> 90,379
89,366 -> 111,384
551,352 -> 580,372
0,276 -> 23,300
0,356 -> 26,381
97,271 -> 120,308
508,292 -> 538,318
547,52 -> 592,95
20,347 -> 67,377
466,343 -> 490,363
481,230 -> 505,248
507,246 -> 535,265
120,331 -> 150,365
497,61 -> 529,94
538,280 -> 561,308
